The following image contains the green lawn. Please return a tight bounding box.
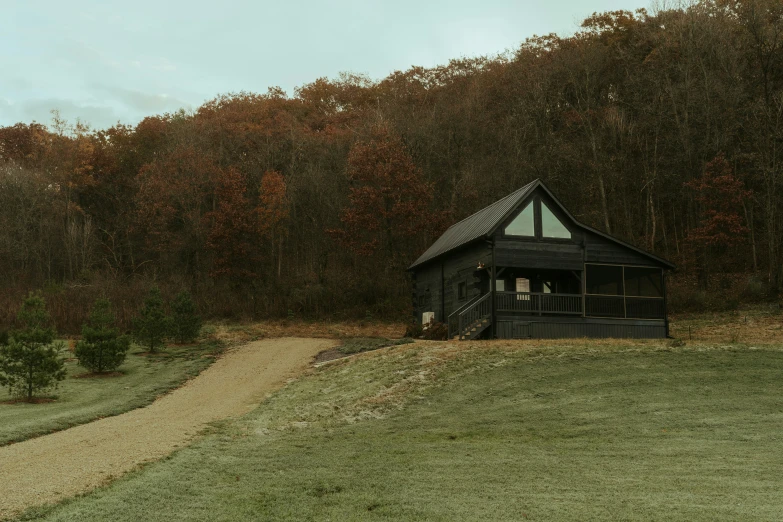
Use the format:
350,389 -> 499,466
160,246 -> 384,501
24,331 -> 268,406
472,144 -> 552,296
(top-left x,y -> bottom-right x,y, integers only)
19,341 -> 783,521
0,342 -> 221,446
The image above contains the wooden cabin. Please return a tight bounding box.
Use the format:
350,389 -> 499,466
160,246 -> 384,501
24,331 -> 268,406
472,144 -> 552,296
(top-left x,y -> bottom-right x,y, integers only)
408,180 -> 675,340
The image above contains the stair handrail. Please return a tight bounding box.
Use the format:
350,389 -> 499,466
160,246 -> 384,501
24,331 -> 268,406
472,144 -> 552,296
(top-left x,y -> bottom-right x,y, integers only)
447,293 -> 484,339
456,292 -> 492,340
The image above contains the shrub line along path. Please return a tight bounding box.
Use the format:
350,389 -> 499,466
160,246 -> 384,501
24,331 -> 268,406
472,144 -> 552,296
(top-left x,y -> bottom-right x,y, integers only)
0,337 -> 334,520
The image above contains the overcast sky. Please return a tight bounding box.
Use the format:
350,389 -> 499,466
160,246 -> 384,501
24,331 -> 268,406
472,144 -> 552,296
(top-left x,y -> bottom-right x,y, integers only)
1,0 -> 650,130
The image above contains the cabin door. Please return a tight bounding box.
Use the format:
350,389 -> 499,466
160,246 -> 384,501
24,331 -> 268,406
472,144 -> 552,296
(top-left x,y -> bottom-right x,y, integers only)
515,278 -> 530,301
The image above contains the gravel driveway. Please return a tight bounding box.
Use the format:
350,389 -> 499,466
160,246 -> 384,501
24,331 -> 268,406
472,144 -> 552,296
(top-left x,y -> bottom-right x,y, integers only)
0,337 -> 334,519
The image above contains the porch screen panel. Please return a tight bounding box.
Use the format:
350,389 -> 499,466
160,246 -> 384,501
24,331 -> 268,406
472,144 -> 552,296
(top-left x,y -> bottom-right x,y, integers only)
505,202 -> 534,236
586,264 -> 623,295
623,267 -> 663,297
586,264 -> 624,318
624,267 -> 665,319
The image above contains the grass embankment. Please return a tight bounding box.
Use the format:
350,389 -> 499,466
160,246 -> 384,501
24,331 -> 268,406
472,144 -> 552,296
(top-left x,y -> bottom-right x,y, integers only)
22,338 -> 783,521
0,341 -> 222,446
337,337 -> 414,355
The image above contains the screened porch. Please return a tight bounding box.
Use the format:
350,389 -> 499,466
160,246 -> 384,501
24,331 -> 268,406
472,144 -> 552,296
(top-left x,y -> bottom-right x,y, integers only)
490,264 -> 665,320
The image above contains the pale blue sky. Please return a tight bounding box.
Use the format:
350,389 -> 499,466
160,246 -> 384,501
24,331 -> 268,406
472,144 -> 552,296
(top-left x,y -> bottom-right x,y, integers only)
0,0 -> 649,130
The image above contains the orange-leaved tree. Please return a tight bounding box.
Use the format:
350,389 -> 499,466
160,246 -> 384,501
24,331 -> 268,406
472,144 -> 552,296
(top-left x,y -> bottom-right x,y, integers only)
134,146 -> 217,273
204,167 -> 257,285
331,125 -> 434,270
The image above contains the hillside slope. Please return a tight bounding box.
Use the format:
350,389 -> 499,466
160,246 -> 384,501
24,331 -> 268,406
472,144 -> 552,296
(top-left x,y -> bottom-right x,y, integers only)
22,338 -> 783,521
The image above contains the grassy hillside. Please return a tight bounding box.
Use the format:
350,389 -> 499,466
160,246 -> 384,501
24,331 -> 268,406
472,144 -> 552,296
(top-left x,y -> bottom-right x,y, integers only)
0,342 -> 221,446
22,337 -> 783,521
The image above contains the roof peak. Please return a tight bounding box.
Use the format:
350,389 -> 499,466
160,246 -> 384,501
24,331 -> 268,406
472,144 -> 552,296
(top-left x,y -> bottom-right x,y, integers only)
444,179 -> 539,231
409,179 -> 539,269
409,178 -> 674,270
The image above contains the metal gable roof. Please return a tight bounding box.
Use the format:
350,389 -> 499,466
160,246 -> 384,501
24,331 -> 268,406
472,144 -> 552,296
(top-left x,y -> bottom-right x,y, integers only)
408,179 -> 675,270
408,180 -> 538,269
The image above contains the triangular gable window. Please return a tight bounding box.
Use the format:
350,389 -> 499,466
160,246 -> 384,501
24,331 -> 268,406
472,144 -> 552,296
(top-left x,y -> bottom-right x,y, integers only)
541,201 -> 570,238
504,202 -> 534,236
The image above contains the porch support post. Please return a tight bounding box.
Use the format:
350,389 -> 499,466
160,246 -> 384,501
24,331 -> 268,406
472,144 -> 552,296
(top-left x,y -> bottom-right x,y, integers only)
662,269 -> 669,337
440,262 -> 445,323
490,238 -> 496,339
622,265 -> 627,319
581,238 -> 587,318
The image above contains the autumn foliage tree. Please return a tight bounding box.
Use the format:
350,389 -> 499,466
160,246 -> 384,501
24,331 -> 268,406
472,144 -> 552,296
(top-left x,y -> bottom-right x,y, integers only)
256,171 -> 289,277
332,126 -> 434,271
685,153 -> 752,281
205,167 -> 257,285
135,147 -> 217,271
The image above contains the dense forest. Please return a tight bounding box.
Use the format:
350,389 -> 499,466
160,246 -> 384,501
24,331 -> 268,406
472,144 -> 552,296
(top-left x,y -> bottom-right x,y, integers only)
1,0 -> 781,331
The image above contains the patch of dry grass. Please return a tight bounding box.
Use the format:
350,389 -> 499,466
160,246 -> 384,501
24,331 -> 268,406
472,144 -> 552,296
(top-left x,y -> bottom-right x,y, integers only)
670,307 -> 783,344
205,319 -> 407,346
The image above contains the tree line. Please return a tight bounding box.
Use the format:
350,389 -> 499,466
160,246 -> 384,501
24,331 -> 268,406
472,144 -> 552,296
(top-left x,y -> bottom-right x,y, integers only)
1,0 -> 781,331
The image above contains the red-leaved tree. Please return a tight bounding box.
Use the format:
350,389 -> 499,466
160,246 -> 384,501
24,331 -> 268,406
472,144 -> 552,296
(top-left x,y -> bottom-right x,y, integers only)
256,171 -> 289,277
205,167 -> 257,284
135,147 -> 217,269
331,126 -> 434,270
684,153 -> 752,281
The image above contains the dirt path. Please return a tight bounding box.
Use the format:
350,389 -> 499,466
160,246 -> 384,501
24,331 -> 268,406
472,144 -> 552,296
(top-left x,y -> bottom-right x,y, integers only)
0,337 -> 333,519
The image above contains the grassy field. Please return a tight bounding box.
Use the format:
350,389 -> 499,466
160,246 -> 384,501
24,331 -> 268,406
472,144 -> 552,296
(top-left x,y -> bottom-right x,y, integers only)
20,337 -> 783,521
0,341 -> 222,446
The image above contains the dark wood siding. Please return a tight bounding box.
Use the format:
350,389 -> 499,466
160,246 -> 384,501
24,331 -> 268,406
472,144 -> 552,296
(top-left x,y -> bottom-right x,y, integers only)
441,241 -> 491,319
412,240 -> 491,323
412,263 -> 441,322
584,231 -> 663,267
495,315 -> 666,339
494,239 -> 583,269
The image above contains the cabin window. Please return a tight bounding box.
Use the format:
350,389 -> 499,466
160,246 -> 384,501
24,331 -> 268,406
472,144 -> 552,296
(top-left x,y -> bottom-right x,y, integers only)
496,279 -> 506,292
504,202 -> 534,236
586,264 -> 623,295
624,267 -> 663,297
458,281 -> 467,300
418,294 -> 425,307
541,202 -> 571,239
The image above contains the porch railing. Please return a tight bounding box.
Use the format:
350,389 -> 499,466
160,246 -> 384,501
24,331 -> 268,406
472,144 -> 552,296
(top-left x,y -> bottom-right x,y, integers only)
494,292 -> 666,319
496,292 -> 582,315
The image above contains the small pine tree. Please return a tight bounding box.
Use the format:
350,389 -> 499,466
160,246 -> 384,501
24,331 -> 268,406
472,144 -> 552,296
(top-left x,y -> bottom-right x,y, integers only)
133,286 -> 170,353
0,293 -> 66,401
170,291 -> 201,344
75,298 -> 131,373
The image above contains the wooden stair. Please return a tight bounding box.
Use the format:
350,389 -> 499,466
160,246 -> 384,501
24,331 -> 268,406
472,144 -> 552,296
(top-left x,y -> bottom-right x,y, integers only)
448,293 -> 492,340
460,317 -> 490,340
